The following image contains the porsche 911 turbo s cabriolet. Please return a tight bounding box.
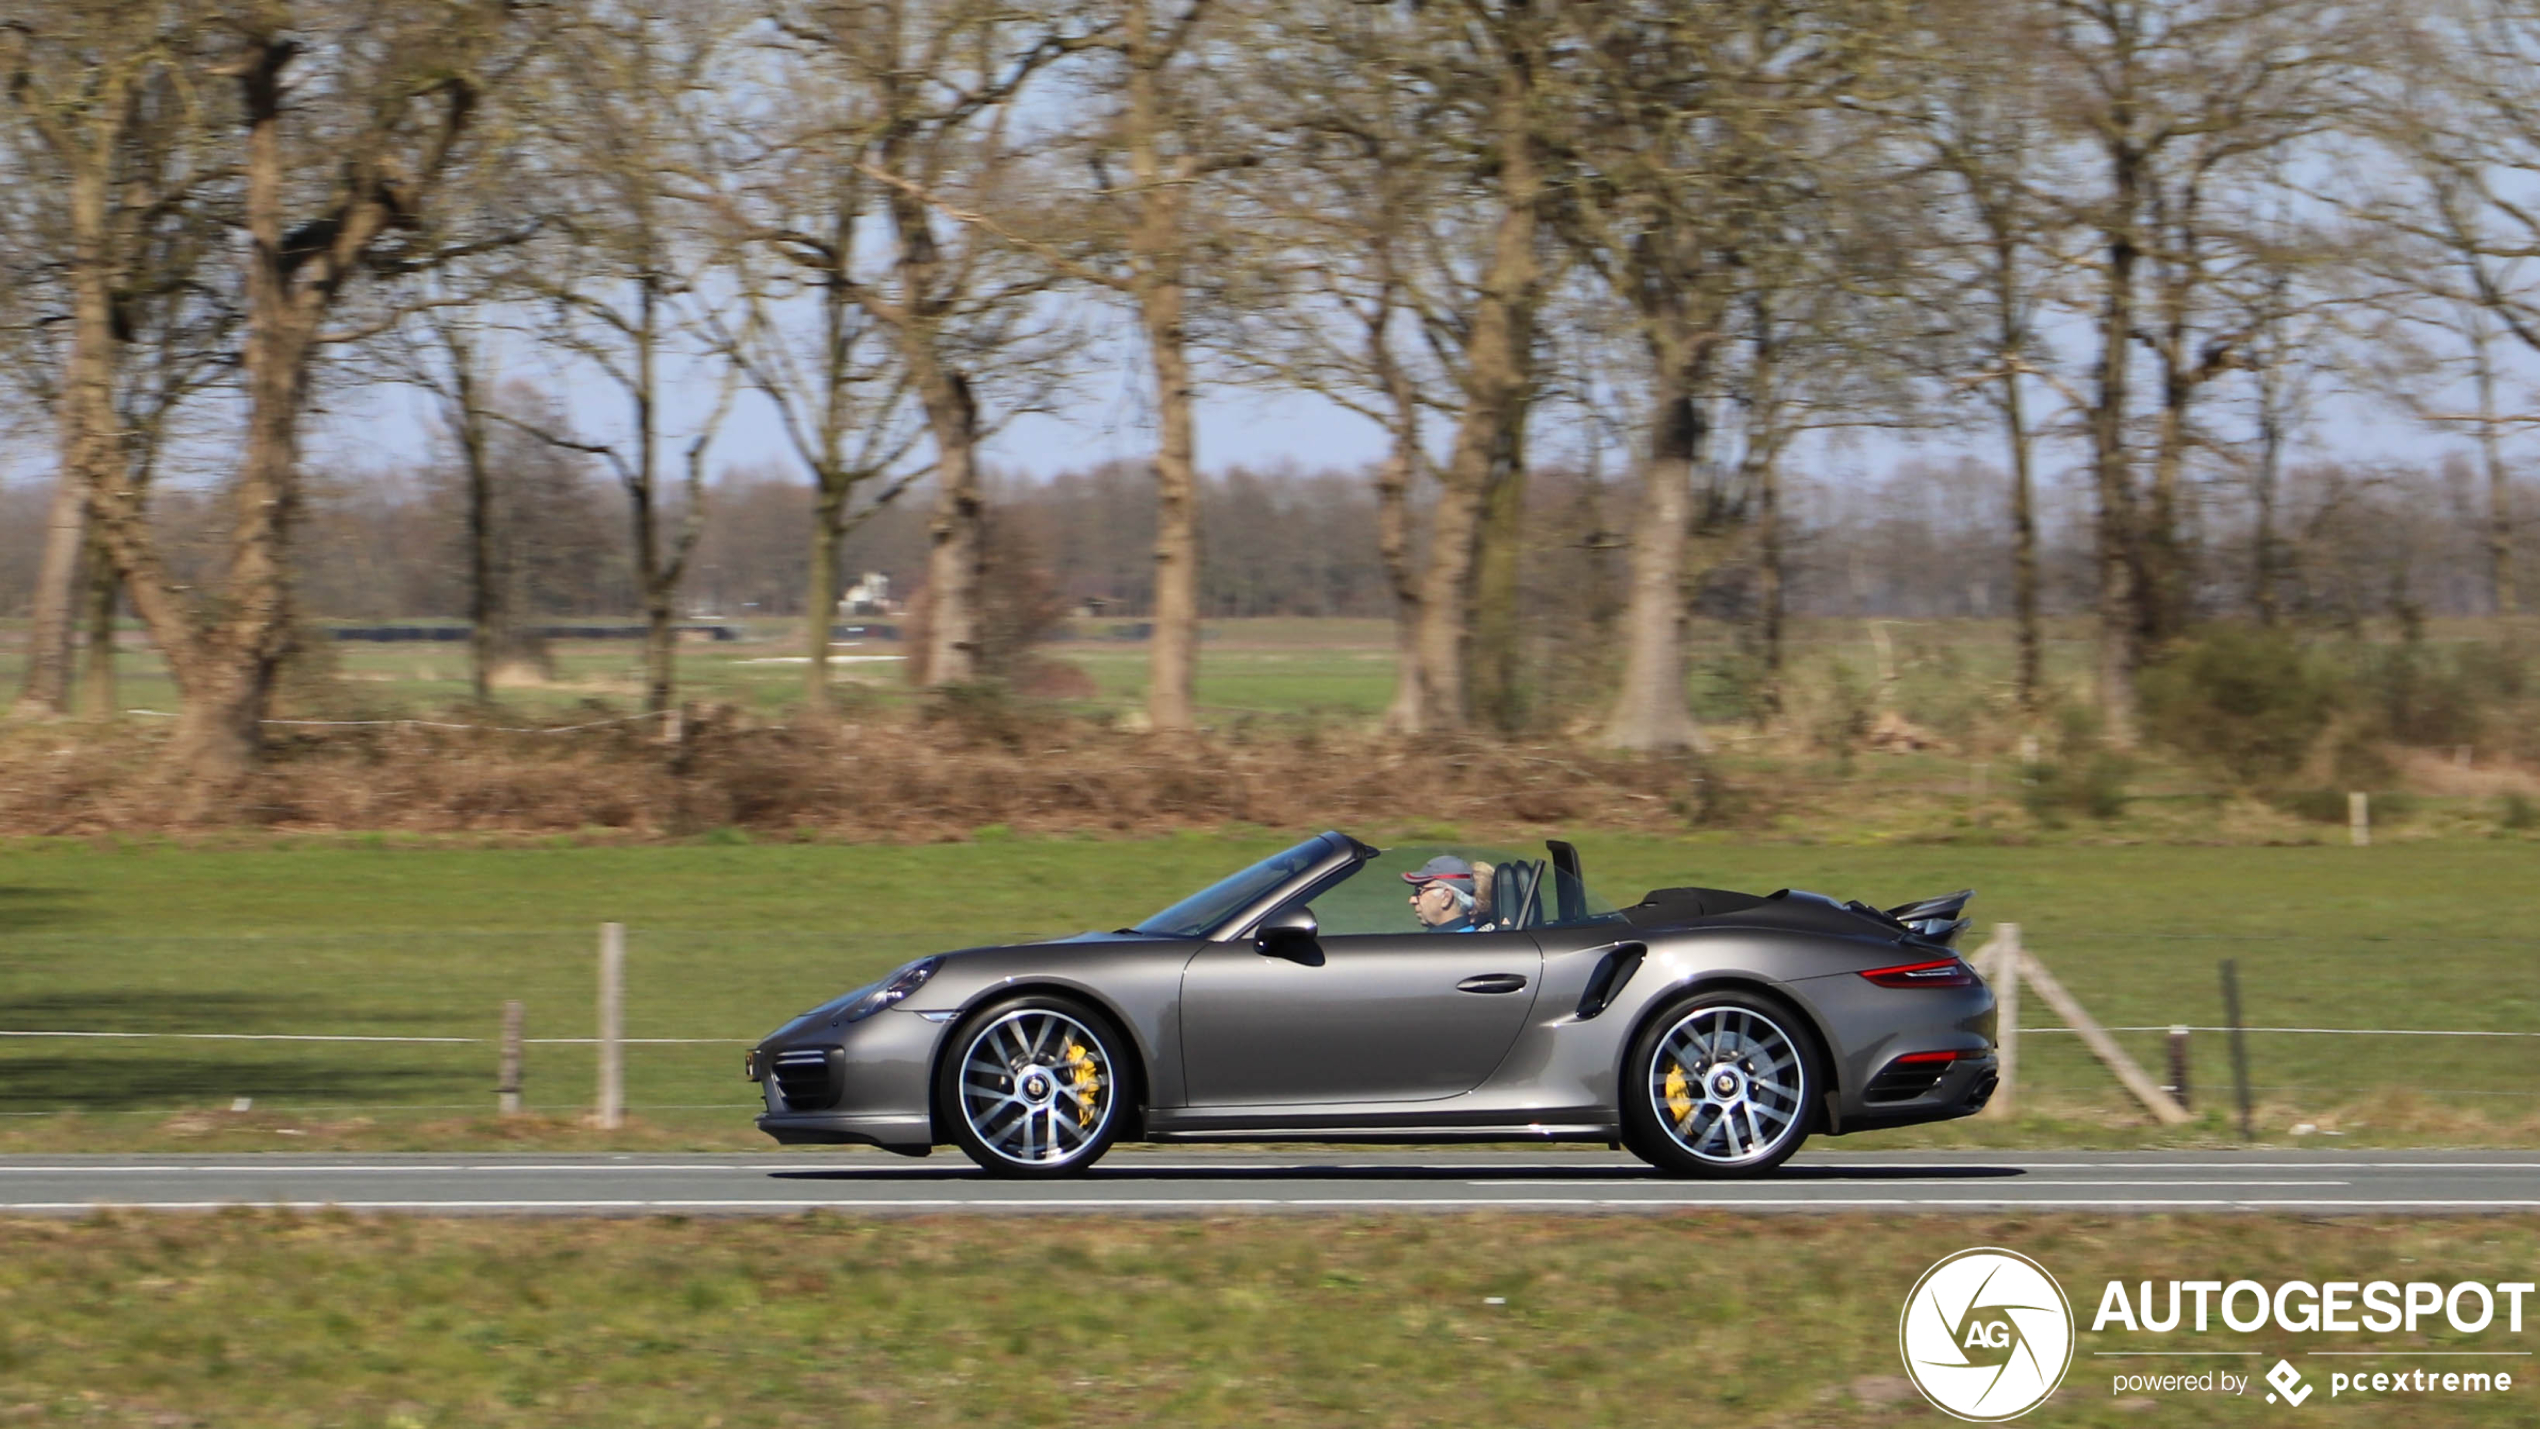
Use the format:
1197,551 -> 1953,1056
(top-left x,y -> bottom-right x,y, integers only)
747,832 -> 1997,1178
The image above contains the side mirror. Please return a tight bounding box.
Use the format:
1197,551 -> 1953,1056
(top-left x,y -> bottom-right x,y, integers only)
1255,906 -> 1322,965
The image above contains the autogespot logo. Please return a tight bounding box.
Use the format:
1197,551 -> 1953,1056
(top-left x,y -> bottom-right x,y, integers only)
1901,1248 -> 2078,1421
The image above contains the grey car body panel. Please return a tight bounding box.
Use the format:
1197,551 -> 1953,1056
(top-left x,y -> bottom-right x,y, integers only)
753,831 -> 1997,1153
1181,929 -> 1544,1104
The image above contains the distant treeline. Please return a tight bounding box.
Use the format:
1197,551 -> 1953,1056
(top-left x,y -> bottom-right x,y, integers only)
5,449 -> 2515,634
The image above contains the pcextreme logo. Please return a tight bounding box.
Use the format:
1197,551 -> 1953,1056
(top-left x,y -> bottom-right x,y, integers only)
1900,1248 -> 2078,1421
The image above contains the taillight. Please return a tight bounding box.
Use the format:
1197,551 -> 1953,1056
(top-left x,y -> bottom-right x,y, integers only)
1859,958 -> 1976,989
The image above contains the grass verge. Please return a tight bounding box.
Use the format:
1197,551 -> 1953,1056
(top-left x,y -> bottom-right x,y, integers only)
0,1212 -> 2533,1426
0,835 -> 2532,1148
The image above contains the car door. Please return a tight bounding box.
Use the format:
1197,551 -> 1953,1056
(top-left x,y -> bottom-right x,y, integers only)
1178,929 -> 1544,1106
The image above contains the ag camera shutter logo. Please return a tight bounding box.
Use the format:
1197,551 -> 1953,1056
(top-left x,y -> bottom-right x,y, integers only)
1901,1248 -> 2077,1421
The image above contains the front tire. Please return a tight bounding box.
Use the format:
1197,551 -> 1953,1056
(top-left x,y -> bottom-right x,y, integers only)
1620,990 -> 1819,1178
938,995 -> 1130,1177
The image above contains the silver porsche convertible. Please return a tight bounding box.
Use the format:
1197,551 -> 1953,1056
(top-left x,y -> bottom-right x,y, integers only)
747,832 -> 1997,1177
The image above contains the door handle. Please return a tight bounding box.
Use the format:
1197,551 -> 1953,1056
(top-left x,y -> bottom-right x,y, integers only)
1456,973 -> 1528,995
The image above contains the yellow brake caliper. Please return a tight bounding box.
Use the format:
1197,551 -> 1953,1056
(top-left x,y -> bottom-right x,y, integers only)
1064,1041 -> 1103,1130
1663,1062 -> 1693,1121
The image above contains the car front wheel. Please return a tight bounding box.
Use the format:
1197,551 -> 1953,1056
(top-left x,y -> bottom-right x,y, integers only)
1620,990 -> 1819,1178
938,995 -> 1129,1177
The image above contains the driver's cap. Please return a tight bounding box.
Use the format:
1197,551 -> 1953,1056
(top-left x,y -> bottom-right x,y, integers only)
1402,854 -> 1474,885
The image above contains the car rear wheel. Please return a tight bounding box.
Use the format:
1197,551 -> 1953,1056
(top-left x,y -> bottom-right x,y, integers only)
938,995 -> 1129,1177
1620,990 -> 1818,1178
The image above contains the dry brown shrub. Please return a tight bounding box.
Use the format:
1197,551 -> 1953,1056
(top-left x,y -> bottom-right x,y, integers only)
0,709 -> 1734,840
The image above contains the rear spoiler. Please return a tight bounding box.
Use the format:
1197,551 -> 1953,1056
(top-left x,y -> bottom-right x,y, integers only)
1883,889 -> 1974,946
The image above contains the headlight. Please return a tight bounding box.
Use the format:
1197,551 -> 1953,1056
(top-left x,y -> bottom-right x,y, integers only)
841,958 -> 942,1024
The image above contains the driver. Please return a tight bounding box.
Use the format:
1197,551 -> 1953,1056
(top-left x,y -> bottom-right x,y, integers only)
1404,855 -> 1495,933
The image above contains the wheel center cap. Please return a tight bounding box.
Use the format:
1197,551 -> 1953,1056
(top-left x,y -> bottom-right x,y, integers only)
1710,1066 -> 1744,1100
1020,1072 -> 1052,1101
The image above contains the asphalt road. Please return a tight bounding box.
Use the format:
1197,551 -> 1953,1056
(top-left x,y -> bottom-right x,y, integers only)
0,1150 -> 2536,1215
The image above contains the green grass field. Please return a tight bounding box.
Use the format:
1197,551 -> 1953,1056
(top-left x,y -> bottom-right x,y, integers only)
0,833 -> 2531,1148
0,1211 -> 2533,1427
0,612 -> 2179,725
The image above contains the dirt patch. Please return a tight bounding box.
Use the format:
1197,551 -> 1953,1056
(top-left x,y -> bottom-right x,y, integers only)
2390,746 -> 2540,798
0,707 -> 1736,840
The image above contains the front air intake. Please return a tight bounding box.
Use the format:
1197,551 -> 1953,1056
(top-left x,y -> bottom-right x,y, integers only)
772,1049 -> 842,1112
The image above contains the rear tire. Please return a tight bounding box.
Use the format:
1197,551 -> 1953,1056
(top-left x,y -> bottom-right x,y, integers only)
937,994 -> 1132,1178
1620,989 -> 1820,1179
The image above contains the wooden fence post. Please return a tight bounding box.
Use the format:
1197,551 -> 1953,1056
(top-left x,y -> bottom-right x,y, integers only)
497,999 -> 524,1117
2166,1025 -> 2191,1111
1983,925 -> 2019,1120
2221,959 -> 2255,1141
597,923 -> 624,1130
2349,791 -> 2370,847
2016,947 -> 2193,1125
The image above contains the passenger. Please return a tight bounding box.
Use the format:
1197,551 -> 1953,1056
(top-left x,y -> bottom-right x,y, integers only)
1403,855 -> 1496,933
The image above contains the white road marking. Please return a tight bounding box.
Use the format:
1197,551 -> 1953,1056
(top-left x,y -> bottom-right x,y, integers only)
1480,1179 -> 2354,1188
2,1196 -> 2538,1214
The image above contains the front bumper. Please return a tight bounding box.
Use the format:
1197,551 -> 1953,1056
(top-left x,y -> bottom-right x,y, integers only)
751,1007 -> 944,1152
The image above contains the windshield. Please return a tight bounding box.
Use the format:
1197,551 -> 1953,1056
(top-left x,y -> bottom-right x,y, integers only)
1130,835 -> 1337,938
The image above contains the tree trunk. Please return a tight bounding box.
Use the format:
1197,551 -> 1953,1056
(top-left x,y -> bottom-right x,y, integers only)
1469,416 -> 1527,733
2253,363 -> 2283,625
803,482 -> 846,717
1756,447 -> 1784,697
78,528 -> 118,721
1372,301 -> 1424,734
1125,8 -> 1200,734
25,149 -> 128,720
2088,158 -> 2143,747
644,595 -> 675,724
460,364 -> 497,707
170,48 -> 318,791
2001,361 -> 2042,704
916,363 -> 984,687
1605,382 -> 1707,751
1988,236 -> 2044,710
1376,435 -> 1423,732
1410,43 -> 1541,732
2478,345 -> 2517,617
2142,346 -> 2192,647
14,464 -> 87,717
1143,287 -> 1201,733
177,313 -> 310,787
632,281 -> 677,717
1415,439 -> 1490,730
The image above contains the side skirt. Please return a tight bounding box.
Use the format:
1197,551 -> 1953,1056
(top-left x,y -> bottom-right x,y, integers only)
1147,1124 -> 1618,1145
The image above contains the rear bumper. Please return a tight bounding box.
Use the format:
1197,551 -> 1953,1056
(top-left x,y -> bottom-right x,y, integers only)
1791,971 -> 1997,1133
1831,1052 -> 1998,1135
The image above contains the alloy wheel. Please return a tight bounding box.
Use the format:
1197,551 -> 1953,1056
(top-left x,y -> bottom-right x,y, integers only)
955,1006 -> 1117,1169
1646,1003 -> 1809,1166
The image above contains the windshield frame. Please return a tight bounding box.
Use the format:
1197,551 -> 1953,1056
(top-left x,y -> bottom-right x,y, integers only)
1128,832 -> 1366,941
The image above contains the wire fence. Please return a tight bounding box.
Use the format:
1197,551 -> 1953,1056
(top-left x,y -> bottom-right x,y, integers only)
0,921 -> 2530,1124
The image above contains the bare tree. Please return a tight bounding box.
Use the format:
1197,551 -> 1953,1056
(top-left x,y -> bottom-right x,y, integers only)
1049,0 -> 1246,733
520,2 -> 742,718
1214,0 -> 1457,732
387,296 -> 554,702
1883,0 -> 2073,709
0,2 -> 225,719
1567,0 -> 1885,749
777,0 -> 1088,691
2040,0 -> 2346,741
17,2 -> 527,789
689,118 -> 924,717
2355,0 -> 2540,619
